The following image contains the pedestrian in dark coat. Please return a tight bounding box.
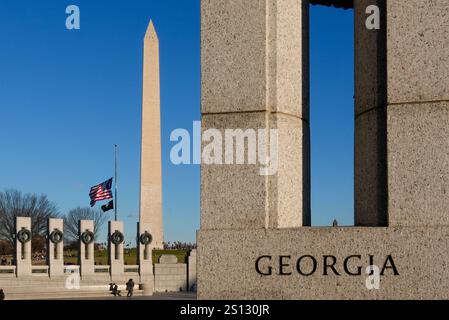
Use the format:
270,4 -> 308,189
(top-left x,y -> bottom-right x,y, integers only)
126,279 -> 135,297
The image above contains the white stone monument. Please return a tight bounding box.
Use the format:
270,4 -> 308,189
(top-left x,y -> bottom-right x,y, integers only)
48,218 -> 64,278
15,217 -> 32,277
139,20 -> 164,250
137,222 -> 154,294
79,220 -> 95,278
108,220 -> 124,280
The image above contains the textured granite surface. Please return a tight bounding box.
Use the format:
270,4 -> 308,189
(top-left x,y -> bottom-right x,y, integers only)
198,227 -> 449,299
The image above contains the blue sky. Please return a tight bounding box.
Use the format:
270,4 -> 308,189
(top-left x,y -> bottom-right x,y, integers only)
0,1 -> 354,243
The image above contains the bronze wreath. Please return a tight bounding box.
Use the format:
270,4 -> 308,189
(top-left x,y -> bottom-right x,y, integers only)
139,231 -> 152,245
110,230 -> 124,245
81,230 -> 95,244
49,229 -> 63,244
17,228 -> 32,244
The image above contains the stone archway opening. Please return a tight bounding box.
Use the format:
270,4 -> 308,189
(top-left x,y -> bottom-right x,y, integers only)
309,1 -> 355,227
310,0 -> 388,228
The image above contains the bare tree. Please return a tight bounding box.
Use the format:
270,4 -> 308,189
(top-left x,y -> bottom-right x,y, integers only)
0,189 -> 60,248
64,207 -> 108,243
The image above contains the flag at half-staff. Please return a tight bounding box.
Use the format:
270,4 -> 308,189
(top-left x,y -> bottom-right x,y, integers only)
89,178 -> 113,207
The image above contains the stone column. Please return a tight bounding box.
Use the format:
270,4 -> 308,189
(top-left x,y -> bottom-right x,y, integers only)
385,0 -> 449,226
15,217 -> 32,277
187,249 -> 197,292
200,0 -> 310,231
198,0 -> 310,299
79,220 -> 95,278
354,0 -> 388,226
108,220 -> 124,279
137,223 -> 154,291
48,218 -> 64,278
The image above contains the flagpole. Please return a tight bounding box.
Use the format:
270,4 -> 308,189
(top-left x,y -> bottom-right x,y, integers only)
114,144 -> 118,221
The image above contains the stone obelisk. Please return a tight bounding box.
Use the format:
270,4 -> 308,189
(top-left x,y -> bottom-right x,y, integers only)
140,20 -> 163,249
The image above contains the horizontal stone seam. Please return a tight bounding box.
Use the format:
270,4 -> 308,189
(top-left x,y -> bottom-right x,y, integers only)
274,111 -> 309,124
355,106 -> 385,119
202,110 -> 309,123
200,225 -> 449,231
356,99 -> 449,119
200,227 -> 389,230
387,99 -> 449,106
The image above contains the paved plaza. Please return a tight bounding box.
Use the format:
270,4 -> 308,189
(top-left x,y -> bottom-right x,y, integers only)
55,292 -> 196,301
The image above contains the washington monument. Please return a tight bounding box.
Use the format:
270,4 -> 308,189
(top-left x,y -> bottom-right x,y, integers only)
139,20 -> 163,249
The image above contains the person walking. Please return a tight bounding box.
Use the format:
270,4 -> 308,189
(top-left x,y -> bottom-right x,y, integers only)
126,279 -> 135,298
0,289 -> 5,301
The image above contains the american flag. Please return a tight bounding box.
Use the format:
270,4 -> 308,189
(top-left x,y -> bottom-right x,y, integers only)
89,178 -> 113,207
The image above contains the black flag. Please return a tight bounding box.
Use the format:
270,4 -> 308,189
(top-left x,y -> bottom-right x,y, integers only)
101,200 -> 114,213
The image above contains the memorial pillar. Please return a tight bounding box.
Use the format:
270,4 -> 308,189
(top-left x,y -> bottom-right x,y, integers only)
137,222 -> 154,292
15,217 -> 32,277
200,0 -> 310,231
354,0 -> 388,226
109,220 -> 124,280
48,218 -> 64,278
385,0 -> 449,227
79,220 -> 95,278
198,0 -> 310,298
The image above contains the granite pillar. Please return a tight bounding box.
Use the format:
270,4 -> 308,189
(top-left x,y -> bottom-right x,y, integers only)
15,217 -> 32,277
385,0 -> 449,227
109,220 -> 124,279
48,218 -> 64,278
200,0 -> 310,231
137,222 -> 154,294
79,220 -> 95,278
354,0 -> 388,226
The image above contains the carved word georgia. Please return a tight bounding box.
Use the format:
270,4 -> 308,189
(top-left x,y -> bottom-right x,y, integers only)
255,255 -> 399,277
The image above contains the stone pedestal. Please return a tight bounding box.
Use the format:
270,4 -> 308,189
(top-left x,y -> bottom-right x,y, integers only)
48,218 -> 64,278
198,227 -> 449,299
108,220 -> 124,280
154,255 -> 187,292
15,217 -> 32,277
79,220 -> 95,278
